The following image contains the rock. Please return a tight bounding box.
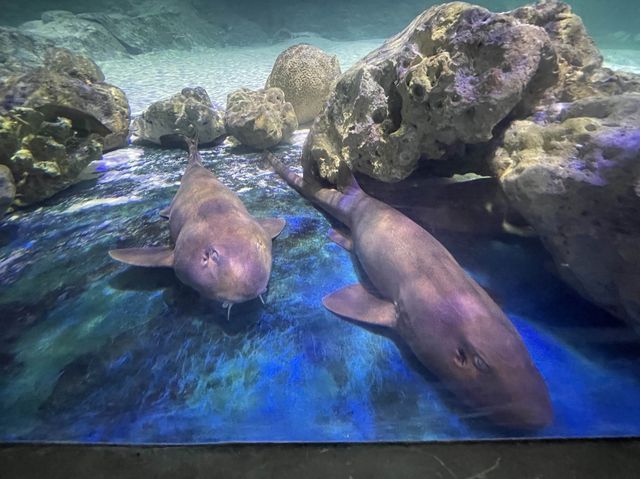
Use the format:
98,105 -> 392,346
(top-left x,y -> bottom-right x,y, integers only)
302,2 -> 557,183
492,93 -> 640,329
133,87 -> 225,148
42,47 -> 105,83
76,11 -> 214,54
0,107 -> 103,207
0,48 -> 130,151
266,44 -> 341,124
40,10 -> 76,24
0,165 -> 16,216
0,27 -> 56,77
20,14 -> 129,61
224,88 -> 298,149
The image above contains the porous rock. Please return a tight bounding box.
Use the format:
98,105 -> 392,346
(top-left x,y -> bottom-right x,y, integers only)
0,107 -> 103,208
266,44 -> 341,124
302,2 -> 557,183
225,88 -> 298,149
0,48 -> 130,151
492,93 -> 640,329
0,165 -> 16,216
133,87 -> 225,148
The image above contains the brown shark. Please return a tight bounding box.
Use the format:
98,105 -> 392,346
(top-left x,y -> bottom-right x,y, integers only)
109,138 -> 285,317
265,152 -> 552,430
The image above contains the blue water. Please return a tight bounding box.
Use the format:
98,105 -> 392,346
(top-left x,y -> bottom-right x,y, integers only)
1,140 -> 640,443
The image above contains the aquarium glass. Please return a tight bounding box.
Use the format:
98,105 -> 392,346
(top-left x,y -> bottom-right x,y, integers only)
1,0 -> 639,443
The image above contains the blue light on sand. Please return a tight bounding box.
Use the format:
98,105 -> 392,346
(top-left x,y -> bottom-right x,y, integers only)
2,144 -> 640,444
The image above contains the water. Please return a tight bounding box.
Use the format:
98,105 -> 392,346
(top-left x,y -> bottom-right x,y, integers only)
2,4 -> 640,444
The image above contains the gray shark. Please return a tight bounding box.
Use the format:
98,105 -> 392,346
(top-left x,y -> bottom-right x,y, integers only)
110,139 -> 285,317
265,152 -> 552,430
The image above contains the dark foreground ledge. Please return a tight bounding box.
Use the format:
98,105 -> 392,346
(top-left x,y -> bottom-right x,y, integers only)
2,438 -> 640,478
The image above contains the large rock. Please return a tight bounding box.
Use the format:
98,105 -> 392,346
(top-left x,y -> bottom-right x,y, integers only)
492,94 -> 640,329
76,10 -> 215,54
0,27 -> 57,78
0,165 -> 16,216
12,3 -> 270,60
0,107 -> 103,208
302,2 -> 557,183
225,88 -> 298,150
266,44 -> 341,125
133,87 -> 225,148
0,48 -> 130,151
20,11 -> 129,60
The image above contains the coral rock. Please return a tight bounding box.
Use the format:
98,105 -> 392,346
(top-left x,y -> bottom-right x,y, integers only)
133,87 -> 225,148
0,48 -> 130,152
266,44 -> 341,124
0,107 -> 103,208
225,88 -> 298,149
492,93 -> 640,330
0,164 -> 15,216
302,2 -> 556,183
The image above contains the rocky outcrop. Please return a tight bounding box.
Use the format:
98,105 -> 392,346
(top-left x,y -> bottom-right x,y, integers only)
11,3 -> 270,61
225,88 -> 298,149
302,2 -> 557,183
266,44 -> 341,125
0,48 -> 130,151
133,87 -> 225,148
492,94 -> 640,329
20,11 -> 130,60
0,27 -> 57,78
0,107 -> 103,208
0,165 -> 16,216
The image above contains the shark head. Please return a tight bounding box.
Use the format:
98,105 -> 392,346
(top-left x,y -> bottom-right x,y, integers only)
173,223 -> 272,306
399,285 -> 553,430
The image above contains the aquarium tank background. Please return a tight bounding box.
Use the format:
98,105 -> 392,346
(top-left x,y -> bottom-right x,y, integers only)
0,0 -> 639,443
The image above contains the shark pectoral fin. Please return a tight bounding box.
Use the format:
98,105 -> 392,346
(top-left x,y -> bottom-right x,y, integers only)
258,218 -> 286,238
323,284 -> 397,329
328,228 -> 353,252
159,206 -> 171,219
109,247 -> 174,268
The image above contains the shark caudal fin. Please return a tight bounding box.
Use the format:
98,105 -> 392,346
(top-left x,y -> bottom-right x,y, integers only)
184,135 -> 203,167
263,152 -> 360,228
335,160 -> 362,195
263,151 -> 307,194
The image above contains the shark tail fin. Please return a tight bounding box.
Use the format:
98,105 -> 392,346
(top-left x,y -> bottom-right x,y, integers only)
263,151 -> 307,194
335,161 -> 361,195
184,133 -> 203,167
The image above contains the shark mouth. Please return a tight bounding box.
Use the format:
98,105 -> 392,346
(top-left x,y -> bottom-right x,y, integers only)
221,294 -> 266,320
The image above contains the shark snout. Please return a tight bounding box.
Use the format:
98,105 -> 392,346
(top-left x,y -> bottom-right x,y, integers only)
488,374 -> 554,430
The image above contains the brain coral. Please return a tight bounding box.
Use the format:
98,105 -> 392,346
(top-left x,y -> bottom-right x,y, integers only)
266,43 -> 341,124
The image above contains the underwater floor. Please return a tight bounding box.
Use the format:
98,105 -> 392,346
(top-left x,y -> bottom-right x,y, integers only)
2,38 -> 640,443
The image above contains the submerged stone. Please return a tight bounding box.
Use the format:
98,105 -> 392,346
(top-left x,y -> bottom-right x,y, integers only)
302,2 -> 557,183
225,87 -> 298,150
133,87 -> 225,148
493,93 -> 640,331
0,47 -> 130,152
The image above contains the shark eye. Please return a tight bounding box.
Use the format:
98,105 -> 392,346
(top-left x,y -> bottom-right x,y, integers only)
202,246 -> 219,265
455,347 -> 467,367
473,355 -> 489,372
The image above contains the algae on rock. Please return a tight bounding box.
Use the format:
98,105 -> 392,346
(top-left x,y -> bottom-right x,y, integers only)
225,87 -> 298,150
0,107 -> 102,209
133,87 -> 225,148
302,1 -> 557,183
0,47 -> 130,151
